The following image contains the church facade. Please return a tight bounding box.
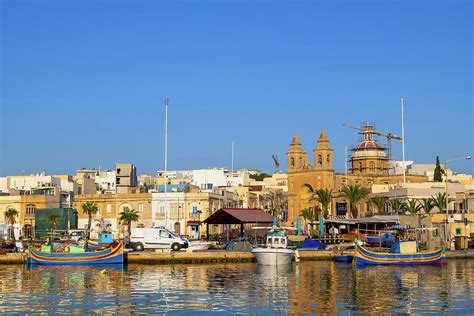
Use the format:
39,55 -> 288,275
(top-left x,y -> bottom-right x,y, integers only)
286,127 -> 426,225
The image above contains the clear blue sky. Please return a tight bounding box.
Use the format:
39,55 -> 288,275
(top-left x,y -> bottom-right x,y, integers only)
1,0 -> 473,176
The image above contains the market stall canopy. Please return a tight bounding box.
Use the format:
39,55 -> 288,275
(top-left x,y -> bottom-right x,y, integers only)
325,215 -> 400,225
203,208 -> 274,225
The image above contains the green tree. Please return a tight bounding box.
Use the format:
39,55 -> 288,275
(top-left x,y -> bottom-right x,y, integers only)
249,173 -> 272,181
4,208 -> 19,241
370,196 -> 387,214
389,198 -> 406,214
299,208 -> 315,236
406,199 -> 422,216
340,185 -> 370,218
119,207 -> 140,240
432,192 -> 449,212
433,156 -> 443,182
309,188 -> 332,217
81,201 -> 99,240
418,198 -> 435,234
47,214 -> 61,233
420,198 -> 435,215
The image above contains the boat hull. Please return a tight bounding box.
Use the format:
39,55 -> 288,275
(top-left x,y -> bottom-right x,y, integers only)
27,243 -> 124,265
355,244 -> 447,266
188,242 -> 213,251
335,255 -> 353,263
251,248 -> 295,265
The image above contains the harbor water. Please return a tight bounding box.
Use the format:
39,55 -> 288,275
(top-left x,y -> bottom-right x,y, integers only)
1,260 -> 474,314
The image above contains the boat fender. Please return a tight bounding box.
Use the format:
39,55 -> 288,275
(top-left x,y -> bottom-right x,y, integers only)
62,245 -> 71,253
294,250 -> 300,263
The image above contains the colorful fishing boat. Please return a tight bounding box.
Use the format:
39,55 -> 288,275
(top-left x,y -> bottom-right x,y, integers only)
27,241 -> 124,265
355,241 -> 446,266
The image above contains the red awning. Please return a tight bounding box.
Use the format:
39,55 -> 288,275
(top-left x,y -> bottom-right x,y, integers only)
187,220 -> 202,225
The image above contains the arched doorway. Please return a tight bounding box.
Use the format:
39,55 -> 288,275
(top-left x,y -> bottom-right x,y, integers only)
174,222 -> 181,234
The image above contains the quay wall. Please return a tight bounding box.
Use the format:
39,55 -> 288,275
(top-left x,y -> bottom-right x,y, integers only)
2,250 -> 474,265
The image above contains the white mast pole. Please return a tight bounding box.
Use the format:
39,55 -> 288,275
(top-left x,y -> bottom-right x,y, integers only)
401,97 -> 406,185
231,141 -> 234,174
164,98 -> 169,228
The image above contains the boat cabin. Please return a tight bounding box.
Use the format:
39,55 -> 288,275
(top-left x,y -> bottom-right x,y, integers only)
266,231 -> 288,249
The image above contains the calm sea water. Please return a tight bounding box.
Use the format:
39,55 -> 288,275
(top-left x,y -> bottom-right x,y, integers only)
1,260 -> 474,314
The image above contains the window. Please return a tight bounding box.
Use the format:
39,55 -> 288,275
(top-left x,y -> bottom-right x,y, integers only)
117,168 -> 121,174
159,205 -> 165,213
456,228 -> 462,236
116,177 -> 121,184
299,157 -> 302,167
207,183 -> 213,189
138,203 -> 144,212
290,158 -> 295,167
26,205 -> 36,216
359,162 -> 362,172
369,162 -> 375,173
192,206 -> 198,214
327,155 -> 330,164
107,204 -> 112,213
160,230 -> 172,238
318,155 -> 322,166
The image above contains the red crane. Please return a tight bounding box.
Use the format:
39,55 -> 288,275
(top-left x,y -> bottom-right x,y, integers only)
272,155 -> 280,172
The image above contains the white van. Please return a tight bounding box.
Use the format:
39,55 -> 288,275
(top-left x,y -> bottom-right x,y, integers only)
129,227 -> 189,251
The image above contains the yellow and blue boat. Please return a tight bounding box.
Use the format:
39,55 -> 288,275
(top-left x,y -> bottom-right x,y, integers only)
27,241 -> 124,265
355,241 -> 446,266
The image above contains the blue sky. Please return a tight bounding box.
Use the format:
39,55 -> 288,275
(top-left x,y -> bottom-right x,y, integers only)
1,0 -> 473,176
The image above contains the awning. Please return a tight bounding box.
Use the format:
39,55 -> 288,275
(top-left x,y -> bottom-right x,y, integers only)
187,220 -> 202,225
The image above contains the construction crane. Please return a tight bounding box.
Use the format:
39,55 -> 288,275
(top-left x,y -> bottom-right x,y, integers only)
272,155 -> 280,173
343,123 -> 403,160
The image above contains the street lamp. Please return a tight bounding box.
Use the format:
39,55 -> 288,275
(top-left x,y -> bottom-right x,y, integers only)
444,155 -> 471,243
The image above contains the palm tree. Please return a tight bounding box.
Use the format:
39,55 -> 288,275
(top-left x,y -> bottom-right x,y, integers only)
309,188 -> 332,217
340,185 -> 370,218
370,196 -> 387,214
119,207 -> 140,241
389,198 -> 406,214
299,208 -> 315,236
418,198 -> 435,236
81,201 -> 99,240
420,198 -> 435,215
4,208 -> 19,241
406,199 -> 422,216
47,214 -> 62,238
432,192 -> 449,213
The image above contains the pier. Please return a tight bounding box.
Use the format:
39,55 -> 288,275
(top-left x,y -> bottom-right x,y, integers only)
3,249 -> 474,265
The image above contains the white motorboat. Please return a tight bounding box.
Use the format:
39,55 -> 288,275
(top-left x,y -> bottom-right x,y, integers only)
251,231 -> 295,265
188,241 -> 213,251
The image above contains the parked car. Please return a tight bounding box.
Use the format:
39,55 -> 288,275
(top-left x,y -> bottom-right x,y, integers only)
129,227 -> 189,251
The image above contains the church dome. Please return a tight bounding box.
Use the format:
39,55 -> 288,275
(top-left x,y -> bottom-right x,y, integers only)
352,126 -> 387,159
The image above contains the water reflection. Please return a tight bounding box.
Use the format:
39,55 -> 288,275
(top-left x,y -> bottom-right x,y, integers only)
0,261 -> 473,314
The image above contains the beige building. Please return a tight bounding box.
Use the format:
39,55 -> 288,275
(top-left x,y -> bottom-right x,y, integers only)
115,163 -> 138,194
0,187 -> 63,238
152,186 -> 239,239
74,192 -> 152,239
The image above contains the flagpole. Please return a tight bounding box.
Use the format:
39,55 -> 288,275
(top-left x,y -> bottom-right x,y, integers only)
401,97 -> 406,185
164,98 -> 169,229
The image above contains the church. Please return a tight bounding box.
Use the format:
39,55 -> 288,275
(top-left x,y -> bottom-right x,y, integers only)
286,126 -> 426,225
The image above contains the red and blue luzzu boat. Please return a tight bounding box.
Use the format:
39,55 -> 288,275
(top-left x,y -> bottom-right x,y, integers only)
355,241 -> 447,266
27,241 -> 124,265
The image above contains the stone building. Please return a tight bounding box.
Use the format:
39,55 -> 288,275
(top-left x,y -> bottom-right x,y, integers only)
286,128 -> 427,224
